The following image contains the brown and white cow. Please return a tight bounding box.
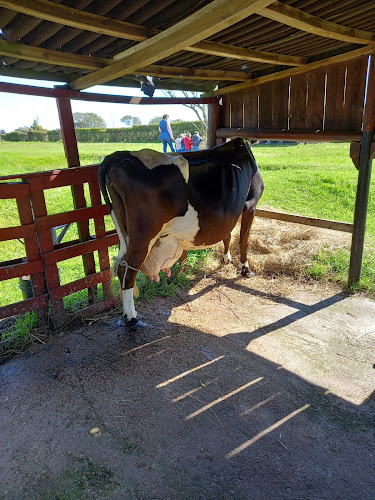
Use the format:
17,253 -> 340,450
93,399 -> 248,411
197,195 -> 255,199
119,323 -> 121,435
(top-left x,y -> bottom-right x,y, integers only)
98,137 -> 264,328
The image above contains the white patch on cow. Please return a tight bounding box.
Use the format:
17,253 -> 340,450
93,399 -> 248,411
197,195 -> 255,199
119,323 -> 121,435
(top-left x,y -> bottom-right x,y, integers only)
131,149 -> 189,182
111,210 -> 127,259
224,251 -> 232,263
122,288 -> 137,320
241,260 -> 249,269
141,203 -> 200,278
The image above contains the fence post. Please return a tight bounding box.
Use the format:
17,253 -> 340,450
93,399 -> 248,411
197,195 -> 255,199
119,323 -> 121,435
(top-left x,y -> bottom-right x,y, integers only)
349,57 -> 375,286
55,95 -> 97,304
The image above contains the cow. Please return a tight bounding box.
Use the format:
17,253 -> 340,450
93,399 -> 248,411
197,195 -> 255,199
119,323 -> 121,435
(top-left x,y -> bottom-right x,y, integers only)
98,137 -> 264,329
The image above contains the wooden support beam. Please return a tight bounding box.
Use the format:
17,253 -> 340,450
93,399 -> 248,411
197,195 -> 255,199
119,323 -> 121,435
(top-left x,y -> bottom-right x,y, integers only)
0,0 -> 153,41
256,209 -> 353,233
207,100 -> 222,148
349,56 -> 375,285
68,0 -> 276,90
259,1 -> 375,46
216,128 -> 363,143
0,40 -> 249,81
210,46 -> 374,96
0,81 -> 217,103
187,40 -> 307,66
55,95 -> 96,303
1,0 -> 303,68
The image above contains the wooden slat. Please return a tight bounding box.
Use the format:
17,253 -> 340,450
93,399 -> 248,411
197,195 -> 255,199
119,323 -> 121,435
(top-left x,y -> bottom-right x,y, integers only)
289,73 -> 308,130
50,269 -> 112,301
243,89 -> 258,129
89,180 -> 112,299
0,260 -> 44,281
0,223 -> 35,241
69,0 -> 275,90
28,168 -> 97,191
271,79 -> 289,130
258,83 -> 273,129
324,62 -> 347,131
36,204 -> 108,230
43,233 -> 119,265
230,92 -> 244,128
0,183 -> 29,199
62,296 -> 119,327
256,209 -> 353,232
305,68 -> 326,130
342,57 -> 368,131
0,294 -> 49,320
0,164 -> 99,182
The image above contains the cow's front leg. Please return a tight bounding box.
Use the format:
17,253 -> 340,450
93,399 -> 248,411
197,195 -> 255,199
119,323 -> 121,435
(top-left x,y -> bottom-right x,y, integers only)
239,203 -> 256,278
223,234 -> 232,263
117,258 -> 147,329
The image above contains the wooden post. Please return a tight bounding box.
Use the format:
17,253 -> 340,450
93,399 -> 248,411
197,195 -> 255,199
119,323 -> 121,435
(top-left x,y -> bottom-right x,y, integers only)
349,57 -> 375,286
55,95 -> 97,304
207,98 -> 221,148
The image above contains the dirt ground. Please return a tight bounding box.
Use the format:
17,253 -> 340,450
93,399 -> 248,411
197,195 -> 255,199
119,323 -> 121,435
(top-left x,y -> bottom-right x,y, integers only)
0,265 -> 374,499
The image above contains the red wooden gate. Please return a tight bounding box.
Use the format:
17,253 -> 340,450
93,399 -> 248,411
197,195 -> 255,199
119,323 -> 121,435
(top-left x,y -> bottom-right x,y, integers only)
0,165 -> 119,329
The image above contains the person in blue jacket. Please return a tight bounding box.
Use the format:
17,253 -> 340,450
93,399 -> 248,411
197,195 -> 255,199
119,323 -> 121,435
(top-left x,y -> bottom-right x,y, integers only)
158,114 -> 175,152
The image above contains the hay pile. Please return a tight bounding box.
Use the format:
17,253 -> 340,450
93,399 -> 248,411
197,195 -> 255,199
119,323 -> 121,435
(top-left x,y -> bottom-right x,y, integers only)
205,212 -> 351,279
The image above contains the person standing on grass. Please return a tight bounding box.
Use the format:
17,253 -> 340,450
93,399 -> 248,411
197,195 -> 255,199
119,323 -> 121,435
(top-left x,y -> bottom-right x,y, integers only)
158,114 -> 175,152
175,134 -> 183,152
192,131 -> 203,151
184,132 -> 193,151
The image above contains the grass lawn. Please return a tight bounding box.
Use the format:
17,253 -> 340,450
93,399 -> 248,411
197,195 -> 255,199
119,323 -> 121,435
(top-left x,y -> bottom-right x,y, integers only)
0,140 -> 374,328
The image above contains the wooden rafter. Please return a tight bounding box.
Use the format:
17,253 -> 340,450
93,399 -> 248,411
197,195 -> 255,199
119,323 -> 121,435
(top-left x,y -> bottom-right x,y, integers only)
186,40 -> 307,66
0,40 -> 249,81
69,0 -> 276,90
258,1 -> 375,45
0,0 -> 302,69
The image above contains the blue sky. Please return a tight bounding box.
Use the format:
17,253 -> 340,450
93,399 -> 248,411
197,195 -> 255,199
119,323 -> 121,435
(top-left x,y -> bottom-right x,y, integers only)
0,76 -> 199,132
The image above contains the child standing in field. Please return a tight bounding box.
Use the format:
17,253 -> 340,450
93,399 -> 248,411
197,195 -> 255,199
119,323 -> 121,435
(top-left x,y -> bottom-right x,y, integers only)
183,132 -> 192,151
192,131 -> 203,151
175,134 -> 183,152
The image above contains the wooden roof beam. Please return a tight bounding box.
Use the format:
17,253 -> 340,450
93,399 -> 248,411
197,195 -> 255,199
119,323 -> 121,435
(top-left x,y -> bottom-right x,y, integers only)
0,0 -> 302,68
0,40 -> 250,81
258,1 -> 375,45
68,0 -> 276,90
187,40 -> 306,66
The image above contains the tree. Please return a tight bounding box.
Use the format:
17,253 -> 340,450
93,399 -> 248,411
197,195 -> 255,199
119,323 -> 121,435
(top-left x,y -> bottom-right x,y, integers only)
30,118 -> 46,131
73,112 -> 106,128
120,115 -> 142,127
162,90 -> 207,137
148,116 -> 163,125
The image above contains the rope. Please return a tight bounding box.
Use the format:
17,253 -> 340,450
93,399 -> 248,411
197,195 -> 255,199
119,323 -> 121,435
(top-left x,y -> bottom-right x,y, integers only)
113,259 -> 139,289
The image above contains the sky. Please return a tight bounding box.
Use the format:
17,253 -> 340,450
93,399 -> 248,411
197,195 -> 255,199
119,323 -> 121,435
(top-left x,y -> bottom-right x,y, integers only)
0,76 -> 200,133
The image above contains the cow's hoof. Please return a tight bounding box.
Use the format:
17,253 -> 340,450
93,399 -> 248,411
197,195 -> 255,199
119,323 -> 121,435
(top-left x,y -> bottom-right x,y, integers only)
127,317 -> 148,329
241,267 -> 255,278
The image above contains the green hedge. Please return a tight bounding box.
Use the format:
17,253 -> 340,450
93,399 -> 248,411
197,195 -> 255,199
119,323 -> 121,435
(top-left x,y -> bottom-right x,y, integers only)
4,121 -> 205,143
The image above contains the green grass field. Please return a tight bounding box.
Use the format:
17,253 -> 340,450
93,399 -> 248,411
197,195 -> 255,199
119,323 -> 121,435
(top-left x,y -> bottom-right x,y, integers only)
0,140 -> 374,349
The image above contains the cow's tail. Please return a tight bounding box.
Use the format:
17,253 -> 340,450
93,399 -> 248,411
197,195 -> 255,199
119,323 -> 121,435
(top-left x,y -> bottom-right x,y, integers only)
97,161 -> 113,213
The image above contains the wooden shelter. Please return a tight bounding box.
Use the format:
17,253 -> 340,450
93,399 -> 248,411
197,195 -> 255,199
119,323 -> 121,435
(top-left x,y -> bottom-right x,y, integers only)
0,0 -> 374,328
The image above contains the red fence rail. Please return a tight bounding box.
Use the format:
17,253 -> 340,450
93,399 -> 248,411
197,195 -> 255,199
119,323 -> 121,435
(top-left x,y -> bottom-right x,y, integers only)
0,165 -> 119,329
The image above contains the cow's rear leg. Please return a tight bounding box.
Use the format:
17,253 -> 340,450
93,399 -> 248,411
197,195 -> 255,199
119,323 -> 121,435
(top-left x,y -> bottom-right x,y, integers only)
239,202 -> 257,277
117,248 -> 148,329
223,234 -> 232,263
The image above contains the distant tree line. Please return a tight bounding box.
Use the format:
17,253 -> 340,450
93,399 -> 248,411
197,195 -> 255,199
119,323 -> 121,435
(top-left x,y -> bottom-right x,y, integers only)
1,111 -> 206,142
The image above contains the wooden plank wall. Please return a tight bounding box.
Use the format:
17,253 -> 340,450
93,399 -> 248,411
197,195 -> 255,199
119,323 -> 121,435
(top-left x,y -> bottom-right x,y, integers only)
224,55 -> 369,133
